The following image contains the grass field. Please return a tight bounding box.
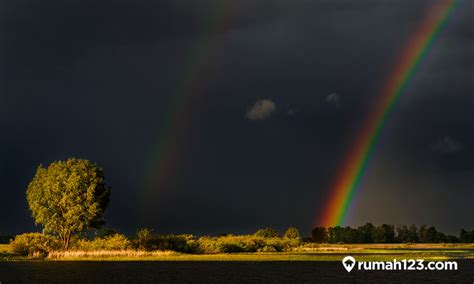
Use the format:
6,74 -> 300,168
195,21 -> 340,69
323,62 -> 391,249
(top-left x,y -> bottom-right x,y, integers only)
0,244 -> 12,253
0,244 -> 15,260
2,243 -> 473,262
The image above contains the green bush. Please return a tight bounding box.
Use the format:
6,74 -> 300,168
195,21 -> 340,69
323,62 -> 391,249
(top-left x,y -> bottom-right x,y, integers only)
255,228 -> 279,238
264,238 -> 285,252
10,233 -> 61,256
217,242 -> 246,253
197,237 -> 220,254
198,236 -> 253,253
150,235 -> 197,253
282,238 -> 301,250
74,234 -> 131,251
221,236 -> 261,253
284,227 -> 301,240
259,245 -> 278,252
134,228 -> 153,250
196,235 -> 299,254
131,233 -> 199,253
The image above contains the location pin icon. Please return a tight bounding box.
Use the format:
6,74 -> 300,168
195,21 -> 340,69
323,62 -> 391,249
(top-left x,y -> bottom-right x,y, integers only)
342,256 -> 356,273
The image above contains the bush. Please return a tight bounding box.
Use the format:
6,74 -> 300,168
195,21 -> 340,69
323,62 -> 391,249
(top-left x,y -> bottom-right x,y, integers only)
134,228 -> 153,250
196,235 -> 299,254
74,234 -> 131,251
259,245 -> 277,252
197,236 -> 261,254
255,228 -> 279,238
282,238 -> 301,250
217,242 -> 246,253
131,233 -> 199,254
11,233 -> 61,256
150,235 -> 197,253
284,227 -> 301,240
223,236 -> 263,253
197,237 -> 220,254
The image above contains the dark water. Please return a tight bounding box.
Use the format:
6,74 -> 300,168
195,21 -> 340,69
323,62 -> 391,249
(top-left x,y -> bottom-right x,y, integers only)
0,260 -> 473,283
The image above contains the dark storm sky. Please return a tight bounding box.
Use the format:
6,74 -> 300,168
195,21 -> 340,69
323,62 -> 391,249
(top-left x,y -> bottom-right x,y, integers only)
1,0 -> 472,236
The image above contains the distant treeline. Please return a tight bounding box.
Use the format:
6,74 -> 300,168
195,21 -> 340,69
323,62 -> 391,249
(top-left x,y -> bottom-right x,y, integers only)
309,224 -> 474,243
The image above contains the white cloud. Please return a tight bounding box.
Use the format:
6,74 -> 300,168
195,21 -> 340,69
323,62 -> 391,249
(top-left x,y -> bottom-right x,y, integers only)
326,93 -> 341,108
245,99 -> 276,121
431,136 -> 462,154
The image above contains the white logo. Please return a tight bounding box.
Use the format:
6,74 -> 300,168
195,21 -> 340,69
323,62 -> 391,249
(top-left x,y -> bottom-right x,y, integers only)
342,256 -> 356,273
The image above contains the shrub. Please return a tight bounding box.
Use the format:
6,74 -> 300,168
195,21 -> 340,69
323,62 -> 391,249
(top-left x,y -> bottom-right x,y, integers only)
217,242 -> 246,253
223,236 -> 263,252
150,235 -> 197,253
197,236 -> 257,254
264,238 -> 285,252
259,245 -> 277,252
74,234 -> 131,251
11,233 -> 61,256
197,237 -> 220,254
131,233 -> 199,253
196,235 -> 300,254
134,228 -> 153,250
255,228 -> 279,238
284,227 -> 301,240
184,239 -> 202,254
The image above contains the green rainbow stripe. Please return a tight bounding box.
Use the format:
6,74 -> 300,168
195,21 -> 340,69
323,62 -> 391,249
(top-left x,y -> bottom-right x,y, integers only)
319,0 -> 461,227
140,2 -> 238,215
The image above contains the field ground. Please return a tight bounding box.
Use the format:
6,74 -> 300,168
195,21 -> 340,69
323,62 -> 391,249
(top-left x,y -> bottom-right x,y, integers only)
1,243 -> 473,261
2,260 -> 474,283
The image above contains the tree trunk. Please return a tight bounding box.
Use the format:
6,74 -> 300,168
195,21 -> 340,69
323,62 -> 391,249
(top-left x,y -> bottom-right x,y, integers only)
62,231 -> 71,250
64,232 -> 71,250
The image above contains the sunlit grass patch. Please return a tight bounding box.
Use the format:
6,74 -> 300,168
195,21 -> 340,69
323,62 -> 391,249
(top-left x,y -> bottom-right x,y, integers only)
2,243 -> 473,262
0,244 -> 19,261
0,244 -> 11,253
48,250 -> 177,259
48,252 -> 342,262
45,252 -> 459,262
44,244 -> 474,262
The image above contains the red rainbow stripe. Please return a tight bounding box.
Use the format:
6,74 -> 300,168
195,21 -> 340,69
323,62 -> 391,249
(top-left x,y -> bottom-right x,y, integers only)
318,0 -> 461,228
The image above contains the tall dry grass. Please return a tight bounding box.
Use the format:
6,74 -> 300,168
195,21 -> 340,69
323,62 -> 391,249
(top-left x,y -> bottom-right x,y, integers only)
48,250 -> 177,259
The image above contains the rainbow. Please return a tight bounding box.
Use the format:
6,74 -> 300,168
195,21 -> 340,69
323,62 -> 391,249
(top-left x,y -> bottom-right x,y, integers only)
318,0 -> 462,227
140,2 -> 241,215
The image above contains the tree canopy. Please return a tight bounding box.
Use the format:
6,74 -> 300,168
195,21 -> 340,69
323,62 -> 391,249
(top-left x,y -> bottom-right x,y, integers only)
255,227 -> 279,238
26,158 -> 111,249
310,223 -> 465,244
283,227 -> 301,240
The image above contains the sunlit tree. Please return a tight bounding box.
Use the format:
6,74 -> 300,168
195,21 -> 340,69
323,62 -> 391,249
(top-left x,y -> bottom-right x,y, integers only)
283,227 -> 301,240
26,158 -> 111,249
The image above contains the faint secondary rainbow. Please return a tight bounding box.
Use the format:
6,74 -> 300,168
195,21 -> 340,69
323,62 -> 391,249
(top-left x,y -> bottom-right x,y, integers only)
318,0 -> 462,227
140,2 -> 241,216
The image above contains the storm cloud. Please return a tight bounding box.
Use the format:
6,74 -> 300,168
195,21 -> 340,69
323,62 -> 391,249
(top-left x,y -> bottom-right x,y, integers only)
0,0 -> 472,235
